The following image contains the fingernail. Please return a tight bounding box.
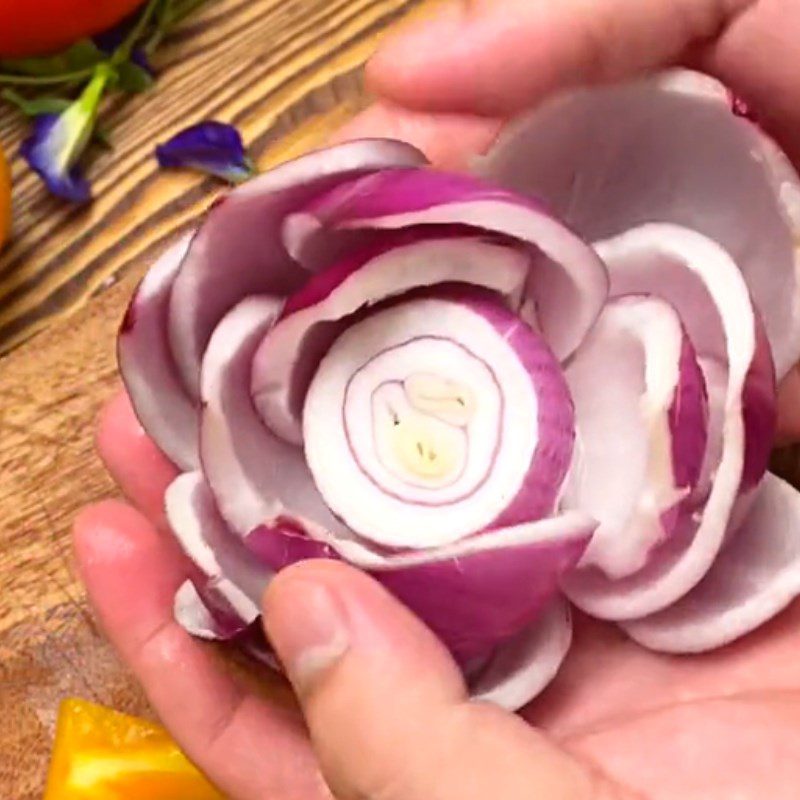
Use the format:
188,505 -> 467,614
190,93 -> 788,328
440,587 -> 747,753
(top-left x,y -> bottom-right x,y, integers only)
267,580 -> 351,693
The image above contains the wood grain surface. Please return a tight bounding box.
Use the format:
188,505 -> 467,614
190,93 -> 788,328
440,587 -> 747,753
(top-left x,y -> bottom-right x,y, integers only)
0,0 -> 427,354
0,1 -> 424,796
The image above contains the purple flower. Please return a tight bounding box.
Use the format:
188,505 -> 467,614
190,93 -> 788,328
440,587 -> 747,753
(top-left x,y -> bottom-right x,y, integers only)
156,122 -> 254,183
20,66 -> 112,202
20,114 -> 90,202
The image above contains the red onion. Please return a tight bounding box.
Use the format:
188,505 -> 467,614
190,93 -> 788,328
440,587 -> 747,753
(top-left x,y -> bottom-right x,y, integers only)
119,71 -> 800,711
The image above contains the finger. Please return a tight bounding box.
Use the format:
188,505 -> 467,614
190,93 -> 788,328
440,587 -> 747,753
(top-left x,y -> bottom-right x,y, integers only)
331,102 -> 502,170
74,501 -> 329,800
367,0 -> 752,116
703,1 -> 800,167
96,389 -> 177,526
264,561 -> 613,800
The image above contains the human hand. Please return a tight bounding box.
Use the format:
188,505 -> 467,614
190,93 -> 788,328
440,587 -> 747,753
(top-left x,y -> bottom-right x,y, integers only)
75,392 -> 619,800
75,392 -> 800,799
74,2 -> 800,798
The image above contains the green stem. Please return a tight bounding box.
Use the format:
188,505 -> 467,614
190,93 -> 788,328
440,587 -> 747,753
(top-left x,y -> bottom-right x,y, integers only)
113,0 -> 163,63
54,64 -> 114,172
0,67 -> 94,86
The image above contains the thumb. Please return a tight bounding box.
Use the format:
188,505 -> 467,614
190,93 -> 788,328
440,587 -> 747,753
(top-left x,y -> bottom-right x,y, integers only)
263,560 -> 616,800
366,0 -> 751,116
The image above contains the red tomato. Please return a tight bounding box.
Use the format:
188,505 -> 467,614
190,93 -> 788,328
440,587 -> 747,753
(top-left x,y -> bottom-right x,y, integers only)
0,0 -> 146,58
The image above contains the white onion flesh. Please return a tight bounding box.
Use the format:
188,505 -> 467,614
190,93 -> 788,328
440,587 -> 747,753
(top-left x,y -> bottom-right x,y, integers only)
199,296 -> 347,539
624,474 -> 800,652
564,295 -> 707,579
478,75 -> 800,379
168,140 -> 429,396
165,472 -> 271,624
118,236 -> 197,469
471,598 -> 573,710
303,293 -> 569,548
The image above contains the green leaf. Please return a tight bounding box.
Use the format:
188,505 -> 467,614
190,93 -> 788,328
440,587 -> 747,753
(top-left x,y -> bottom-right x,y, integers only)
1,89 -> 71,116
93,126 -> 115,150
0,40 -> 106,78
64,40 -> 109,70
116,61 -> 155,94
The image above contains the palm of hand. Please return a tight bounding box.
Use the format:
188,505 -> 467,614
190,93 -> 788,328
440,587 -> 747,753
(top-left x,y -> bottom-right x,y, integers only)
528,610 -> 800,798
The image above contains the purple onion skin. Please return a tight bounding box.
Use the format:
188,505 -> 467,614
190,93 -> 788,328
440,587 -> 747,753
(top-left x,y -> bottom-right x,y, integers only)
280,225 -> 518,318
741,315 -> 777,492
246,523 -> 590,665
668,332 -> 709,494
188,572 -> 253,640
302,170 -> 552,223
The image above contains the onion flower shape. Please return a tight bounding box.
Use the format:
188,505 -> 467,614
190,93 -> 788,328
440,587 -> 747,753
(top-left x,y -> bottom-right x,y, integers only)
119,71 -> 800,710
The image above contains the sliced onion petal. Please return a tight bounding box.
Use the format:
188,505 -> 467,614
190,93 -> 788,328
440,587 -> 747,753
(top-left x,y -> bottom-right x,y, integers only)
285,169 -> 608,362
165,472 -> 271,625
174,580 -> 250,640
470,598 -> 572,711
199,296 -> 347,537
251,235 -> 531,445
478,72 -> 800,378
563,295 -> 707,579
118,235 -> 198,469
604,224 -> 776,492
561,224 -> 775,620
247,512 -> 594,665
656,69 -> 800,378
623,474 -> 800,652
168,140 -> 428,396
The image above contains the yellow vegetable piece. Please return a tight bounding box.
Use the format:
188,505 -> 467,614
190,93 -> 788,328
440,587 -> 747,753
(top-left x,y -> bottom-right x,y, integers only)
44,698 -> 225,800
0,144 -> 10,250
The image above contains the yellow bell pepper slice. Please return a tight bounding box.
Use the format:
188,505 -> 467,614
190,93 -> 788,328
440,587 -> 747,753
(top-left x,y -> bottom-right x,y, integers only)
44,698 -> 225,799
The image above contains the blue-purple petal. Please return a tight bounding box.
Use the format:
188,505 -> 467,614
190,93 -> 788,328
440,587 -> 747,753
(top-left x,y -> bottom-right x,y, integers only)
156,121 -> 254,183
20,114 -> 91,203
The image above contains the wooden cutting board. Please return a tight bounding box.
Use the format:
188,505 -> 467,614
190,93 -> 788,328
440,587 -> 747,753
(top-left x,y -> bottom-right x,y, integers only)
0,0 -> 425,795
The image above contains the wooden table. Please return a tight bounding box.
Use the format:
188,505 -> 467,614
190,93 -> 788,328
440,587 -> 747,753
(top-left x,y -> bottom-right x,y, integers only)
0,1 -> 423,795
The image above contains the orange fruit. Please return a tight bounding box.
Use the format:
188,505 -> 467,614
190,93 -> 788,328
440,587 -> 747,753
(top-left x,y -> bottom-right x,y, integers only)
43,698 -> 224,800
0,144 -> 10,250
